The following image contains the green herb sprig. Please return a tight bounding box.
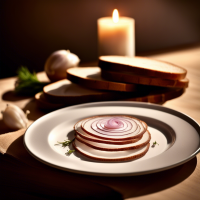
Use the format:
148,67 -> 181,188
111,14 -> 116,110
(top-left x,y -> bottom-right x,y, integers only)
66,150 -> 75,155
152,141 -> 159,147
15,66 -> 49,95
55,138 -> 75,156
55,138 -> 75,147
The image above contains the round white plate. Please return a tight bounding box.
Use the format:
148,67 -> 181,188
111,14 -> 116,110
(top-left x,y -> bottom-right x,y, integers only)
24,101 -> 200,176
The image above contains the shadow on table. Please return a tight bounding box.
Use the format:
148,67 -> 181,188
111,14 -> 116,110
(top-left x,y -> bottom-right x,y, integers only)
73,153 -> 197,198
120,157 -> 197,198
2,90 -> 33,101
2,90 -> 47,122
0,120 -> 12,135
23,99 -> 48,121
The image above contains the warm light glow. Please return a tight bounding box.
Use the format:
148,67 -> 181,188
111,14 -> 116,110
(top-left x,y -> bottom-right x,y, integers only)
112,9 -> 119,23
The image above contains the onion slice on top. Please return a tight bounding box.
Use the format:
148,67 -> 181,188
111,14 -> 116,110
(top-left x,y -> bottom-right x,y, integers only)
74,115 -> 147,140
75,123 -> 143,144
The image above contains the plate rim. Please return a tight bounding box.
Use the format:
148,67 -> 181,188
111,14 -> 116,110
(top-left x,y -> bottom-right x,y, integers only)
24,101 -> 200,176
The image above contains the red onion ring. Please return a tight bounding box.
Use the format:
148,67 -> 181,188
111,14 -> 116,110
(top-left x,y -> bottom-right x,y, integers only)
88,117 -> 137,136
75,122 -> 143,144
79,115 -> 147,139
104,118 -> 124,129
93,117 -> 133,133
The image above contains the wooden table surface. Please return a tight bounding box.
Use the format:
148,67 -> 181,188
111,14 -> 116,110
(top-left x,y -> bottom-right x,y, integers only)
129,45 -> 200,200
0,45 -> 200,200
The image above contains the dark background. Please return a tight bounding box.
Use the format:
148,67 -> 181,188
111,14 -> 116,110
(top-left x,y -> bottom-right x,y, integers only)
0,0 -> 200,78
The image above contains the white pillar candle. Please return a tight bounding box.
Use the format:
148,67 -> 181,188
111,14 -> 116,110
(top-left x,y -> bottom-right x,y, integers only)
98,9 -> 135,57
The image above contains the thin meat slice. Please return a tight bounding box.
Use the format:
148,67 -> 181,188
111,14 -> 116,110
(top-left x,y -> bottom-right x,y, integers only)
75,130 -> 151,151
73,140 -> 150,162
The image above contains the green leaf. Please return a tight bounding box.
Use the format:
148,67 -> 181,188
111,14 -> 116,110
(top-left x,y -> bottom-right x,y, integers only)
14,66 -> 49,95
55,138 -> 75,147
152,141 -> 159,147
66,150 -> 75,155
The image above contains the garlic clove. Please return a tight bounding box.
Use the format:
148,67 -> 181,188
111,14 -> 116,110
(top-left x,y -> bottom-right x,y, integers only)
45,49 -> 80,82
1,104 -> 29,130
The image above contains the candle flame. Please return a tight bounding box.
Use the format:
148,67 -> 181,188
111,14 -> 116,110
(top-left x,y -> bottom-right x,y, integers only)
112,9 -> 119,23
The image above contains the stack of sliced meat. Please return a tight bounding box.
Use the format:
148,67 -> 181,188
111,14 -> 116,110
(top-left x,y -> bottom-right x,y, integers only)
73,115 -> 151,162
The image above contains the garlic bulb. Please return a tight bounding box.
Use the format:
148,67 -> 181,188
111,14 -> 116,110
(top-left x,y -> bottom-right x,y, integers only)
1,104 -> 30,130
44,49 -> 80,82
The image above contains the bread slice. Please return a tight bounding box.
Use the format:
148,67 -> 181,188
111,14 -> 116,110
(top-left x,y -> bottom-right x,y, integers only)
125,87 -> 185,104
37,80 -> 184,109
99,56 -> 187,80
42,79 -> 136,104
35,92 -> 66,110
101,69 -> 189,88
66,67 -> 137,92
